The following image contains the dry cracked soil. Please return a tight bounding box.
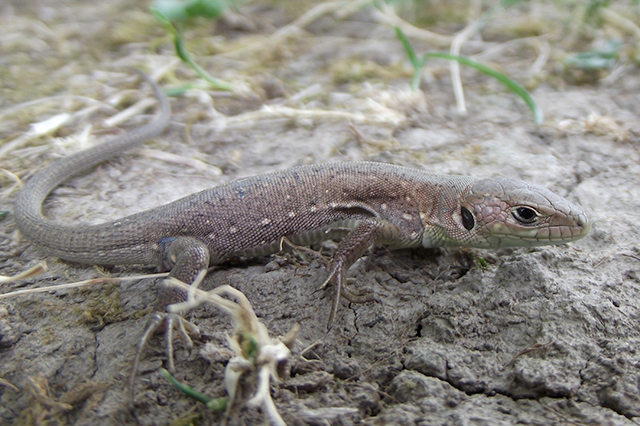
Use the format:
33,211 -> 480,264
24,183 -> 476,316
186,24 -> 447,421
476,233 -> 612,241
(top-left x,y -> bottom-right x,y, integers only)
1,1 -> 640,425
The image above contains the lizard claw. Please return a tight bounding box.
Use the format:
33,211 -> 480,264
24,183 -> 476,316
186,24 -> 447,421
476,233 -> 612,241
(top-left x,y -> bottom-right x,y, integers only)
128,312 -> 200,398
320,261 -> 375,331
319,261 -> 343,330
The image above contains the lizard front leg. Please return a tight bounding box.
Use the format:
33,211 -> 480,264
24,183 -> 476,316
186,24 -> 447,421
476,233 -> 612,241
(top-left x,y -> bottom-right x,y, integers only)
130,237 -> 210,395
322,218 -> 405,329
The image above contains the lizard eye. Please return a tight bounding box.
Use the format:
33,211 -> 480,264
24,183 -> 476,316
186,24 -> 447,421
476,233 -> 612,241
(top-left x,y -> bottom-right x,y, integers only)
512,207 -> 539,224
461,207 -> 475,231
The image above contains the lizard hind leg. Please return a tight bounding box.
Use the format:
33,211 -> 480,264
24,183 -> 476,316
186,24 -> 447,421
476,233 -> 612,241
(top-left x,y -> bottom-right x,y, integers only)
129,237 -> 210,398
320,219 -> 385,330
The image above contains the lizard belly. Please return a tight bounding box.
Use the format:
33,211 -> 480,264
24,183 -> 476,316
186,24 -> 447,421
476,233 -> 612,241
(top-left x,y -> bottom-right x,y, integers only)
223,218 -> 363,260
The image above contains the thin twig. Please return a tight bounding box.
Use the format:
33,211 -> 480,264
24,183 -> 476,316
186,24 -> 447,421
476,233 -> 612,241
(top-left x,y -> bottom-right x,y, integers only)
138,149 -> 222,176
0,273 -> 168,299
220,1 -> 353,58
530,39 -> 550,75
0,262 -> 47,284
0,95 -> 102,122
504,341 -> 554,368
450,0 -> 485,115
372,3 -> 457,48
600,7 -> 640,39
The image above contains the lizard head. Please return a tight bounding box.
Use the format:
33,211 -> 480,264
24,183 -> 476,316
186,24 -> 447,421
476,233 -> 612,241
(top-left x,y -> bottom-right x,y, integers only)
423,177 -> 591,248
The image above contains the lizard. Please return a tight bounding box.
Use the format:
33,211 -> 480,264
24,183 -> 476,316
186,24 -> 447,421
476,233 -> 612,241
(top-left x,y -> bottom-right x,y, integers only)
13,70 -> 591,375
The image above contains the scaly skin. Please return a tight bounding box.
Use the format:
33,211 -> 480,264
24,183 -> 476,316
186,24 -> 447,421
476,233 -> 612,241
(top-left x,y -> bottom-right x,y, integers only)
13,71 -> 591,369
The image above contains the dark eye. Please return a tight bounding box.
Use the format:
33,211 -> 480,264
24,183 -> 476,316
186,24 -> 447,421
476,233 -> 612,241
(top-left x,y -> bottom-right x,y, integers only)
461,207 -> 475,231
512,207 -> 538,224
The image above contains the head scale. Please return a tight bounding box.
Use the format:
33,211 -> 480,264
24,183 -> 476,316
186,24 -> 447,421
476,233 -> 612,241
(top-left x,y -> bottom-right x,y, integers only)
422,177 -> 591,248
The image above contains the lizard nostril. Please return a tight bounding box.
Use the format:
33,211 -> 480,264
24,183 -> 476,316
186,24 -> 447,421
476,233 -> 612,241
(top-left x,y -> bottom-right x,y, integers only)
578,214 -> 591,232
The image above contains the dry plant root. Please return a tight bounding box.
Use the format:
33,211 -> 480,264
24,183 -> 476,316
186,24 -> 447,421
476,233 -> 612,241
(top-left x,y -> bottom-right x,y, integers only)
166,279 -> 300,426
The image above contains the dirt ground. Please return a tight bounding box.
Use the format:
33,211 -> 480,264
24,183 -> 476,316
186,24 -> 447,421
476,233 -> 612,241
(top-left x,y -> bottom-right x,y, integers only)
1,0 -> 640,425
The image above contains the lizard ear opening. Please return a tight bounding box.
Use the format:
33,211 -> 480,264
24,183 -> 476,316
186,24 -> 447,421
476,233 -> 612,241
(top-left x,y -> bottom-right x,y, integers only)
461,207 -> 475,231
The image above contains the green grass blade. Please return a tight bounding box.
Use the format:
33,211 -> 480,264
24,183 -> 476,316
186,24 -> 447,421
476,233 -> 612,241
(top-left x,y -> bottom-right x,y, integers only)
161,369 -> 228,411
394,26 -> 428,91
394,26 -> 420,69
422,52 -> 543,124
152,8 -> 233,92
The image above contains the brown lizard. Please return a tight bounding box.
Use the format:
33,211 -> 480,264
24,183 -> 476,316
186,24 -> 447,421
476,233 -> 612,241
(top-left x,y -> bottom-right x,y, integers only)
14,70 -> 591,374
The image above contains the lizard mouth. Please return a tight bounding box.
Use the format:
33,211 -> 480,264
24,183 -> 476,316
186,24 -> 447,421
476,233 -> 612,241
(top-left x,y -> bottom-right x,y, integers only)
481,211 -> 591,247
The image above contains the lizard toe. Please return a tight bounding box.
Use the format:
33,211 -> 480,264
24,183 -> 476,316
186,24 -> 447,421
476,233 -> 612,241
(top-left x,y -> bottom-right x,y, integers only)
128,311 -> 200,399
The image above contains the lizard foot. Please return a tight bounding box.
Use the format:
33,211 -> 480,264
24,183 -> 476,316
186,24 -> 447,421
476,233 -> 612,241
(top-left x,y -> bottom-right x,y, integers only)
128,236 -> 209,397
320,261 -> 375,331
315,219 -> 388,330
128,311 -> 200,398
